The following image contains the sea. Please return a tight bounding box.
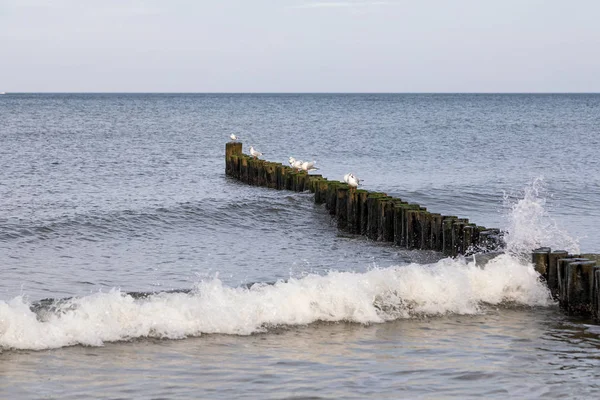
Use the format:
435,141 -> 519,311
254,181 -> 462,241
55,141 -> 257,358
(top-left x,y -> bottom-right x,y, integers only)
1,93 -> 599,399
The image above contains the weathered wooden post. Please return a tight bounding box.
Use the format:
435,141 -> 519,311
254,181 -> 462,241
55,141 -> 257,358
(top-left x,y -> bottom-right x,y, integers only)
380,198 -> 395,242
442,216 -> 457,256
532,247 -> 551,278
347,189 -> 359,234
315,179 -> 329,204
240,156 -> 249,183
225,142 -> 243,176
256,160 -> 266,186
419,211 -> 433,250
326,182 -> 341,215
366,193 -> 386,240
430,213 -> 443,252
307,175 -> 323,193
557,257 -> 587,309
406,209 -> 420,249
566,260 -> 597,314
548,250 -> 569,296
336,185 -> 350,230
357,190 -> 369,236
462,225 -> 474,254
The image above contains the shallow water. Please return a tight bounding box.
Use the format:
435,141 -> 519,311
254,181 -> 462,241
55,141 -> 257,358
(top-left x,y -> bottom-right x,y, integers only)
1,93 -> 599,398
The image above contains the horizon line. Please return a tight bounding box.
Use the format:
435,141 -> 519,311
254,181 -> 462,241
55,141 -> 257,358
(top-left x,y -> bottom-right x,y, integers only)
2,91 -> 600,95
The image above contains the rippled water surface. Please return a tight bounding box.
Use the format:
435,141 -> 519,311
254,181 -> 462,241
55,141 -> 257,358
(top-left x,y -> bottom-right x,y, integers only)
1,94 -> 600,398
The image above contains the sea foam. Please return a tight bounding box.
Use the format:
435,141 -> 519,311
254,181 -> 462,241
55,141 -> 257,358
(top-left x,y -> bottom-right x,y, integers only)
1,179 -> 570,351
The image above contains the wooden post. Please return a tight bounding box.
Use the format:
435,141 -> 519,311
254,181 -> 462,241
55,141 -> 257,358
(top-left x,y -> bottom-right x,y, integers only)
442,216 -> 457,256
336,185 -> 349,230
566,260 -> 596,314
366,193 -> 386,240
380,198 -> 395,242
548,250 -> 568,297
532,247 -> 551,278
347,189 -> 359,234
225,142 -> 243,175
430,213 -> 443,252
462,225 -> 474,255
357,190 -> 369,236
326,182 -> 341,215
557,257 -> 587,309
240,156 -> 249,183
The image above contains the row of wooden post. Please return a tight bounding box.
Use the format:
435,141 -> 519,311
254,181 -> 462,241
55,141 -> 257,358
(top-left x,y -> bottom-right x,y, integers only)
533,249 -> 600,318
227,143 -> 600,320
226,143 -> 502,256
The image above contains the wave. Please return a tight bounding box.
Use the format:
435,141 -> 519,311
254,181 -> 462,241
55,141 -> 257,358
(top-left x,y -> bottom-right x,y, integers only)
0,254 -> 551,351
0,194 -> 302,242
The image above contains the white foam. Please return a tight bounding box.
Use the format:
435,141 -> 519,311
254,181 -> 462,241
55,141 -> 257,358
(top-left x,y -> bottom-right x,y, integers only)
503,177 -> 580,256
0,254 -> 552,351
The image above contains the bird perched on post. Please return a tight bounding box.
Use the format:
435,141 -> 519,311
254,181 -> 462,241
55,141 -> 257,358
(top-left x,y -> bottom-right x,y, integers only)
249,146 -> 263,159
229,133 -> 239,142
301,160 -> 318,173
347,173 -> 361,189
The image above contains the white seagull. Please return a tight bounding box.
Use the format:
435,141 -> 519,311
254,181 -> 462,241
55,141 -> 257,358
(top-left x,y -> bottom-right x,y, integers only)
249,146 -> 263,159
347,173 -> 361,189
292,159 -> 303,170
229,133 -> 239,142
343,173 -> 351,184
301,160 -> 318,173
288,157 -> 296,167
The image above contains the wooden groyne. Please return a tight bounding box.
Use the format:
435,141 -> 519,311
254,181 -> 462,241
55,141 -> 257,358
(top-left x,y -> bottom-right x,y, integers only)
226,142 -> 502,256
226,143 -> 600,321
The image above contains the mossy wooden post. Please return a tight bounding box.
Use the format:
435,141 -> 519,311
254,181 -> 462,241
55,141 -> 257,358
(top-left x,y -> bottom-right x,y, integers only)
419,211 -> 432,250
406,209 -> 420,249
442,217 -> 457,256
430,213 -> 443,252
326,182 -> 340,215
566,260 -> 596,314
367,193 -> 386,240
296,172 -> 308,192
336,185 -> 349,230
225,142 -> 243,176
532,247 -> 551,278
474,226 -> 486,251
307,175 -> 322,194
548,250 -> 568,296
379,198 -> 395,242
264,162 -> 277,189
452,220 -> 467,256
229,155 -> 239,179
286,171 -> 296,191
256,160 -> 266,187
315,179 -> 329,204
357,190 -> 369,236
347,189 -> 358,234
240,156 -> 249,183
463,224 -> 475,254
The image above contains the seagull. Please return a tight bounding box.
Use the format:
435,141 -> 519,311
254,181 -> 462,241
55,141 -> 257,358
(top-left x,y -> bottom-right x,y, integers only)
347,173 -> 361,189
301,161 -> 318,173
343,173 -> 351,184
292,159 -> 303,170
249,146 -> 263,159
288,157 -> 296,167
229,133 -> 239,142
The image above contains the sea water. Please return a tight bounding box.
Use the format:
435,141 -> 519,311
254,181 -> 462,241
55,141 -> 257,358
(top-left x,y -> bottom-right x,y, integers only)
1,94 -> 599,398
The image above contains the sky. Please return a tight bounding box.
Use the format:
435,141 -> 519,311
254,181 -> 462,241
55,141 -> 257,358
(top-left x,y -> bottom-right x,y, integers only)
1,0 -> 599,92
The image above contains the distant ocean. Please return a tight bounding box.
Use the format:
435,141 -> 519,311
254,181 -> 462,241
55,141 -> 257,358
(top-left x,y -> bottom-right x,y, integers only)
1,93 -> 599,399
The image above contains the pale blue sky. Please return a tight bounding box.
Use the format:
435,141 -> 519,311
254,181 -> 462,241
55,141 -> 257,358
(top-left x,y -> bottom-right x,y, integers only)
1,0 -> 599,92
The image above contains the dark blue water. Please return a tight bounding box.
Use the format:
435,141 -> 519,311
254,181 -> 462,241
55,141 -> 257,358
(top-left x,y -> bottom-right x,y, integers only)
1,93 -> 599,398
